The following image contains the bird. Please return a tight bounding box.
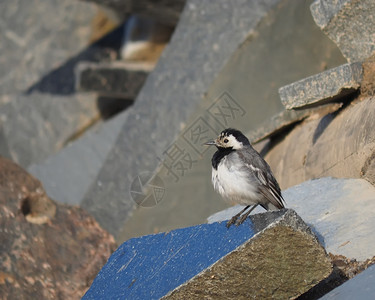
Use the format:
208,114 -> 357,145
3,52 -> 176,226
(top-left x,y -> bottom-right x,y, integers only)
205,128 -> 285,228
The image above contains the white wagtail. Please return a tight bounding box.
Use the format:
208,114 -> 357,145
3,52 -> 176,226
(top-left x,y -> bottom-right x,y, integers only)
205,128 -> 285,227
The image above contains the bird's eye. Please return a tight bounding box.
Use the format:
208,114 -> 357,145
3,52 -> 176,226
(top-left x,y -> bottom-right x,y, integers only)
224,138 -> 229,143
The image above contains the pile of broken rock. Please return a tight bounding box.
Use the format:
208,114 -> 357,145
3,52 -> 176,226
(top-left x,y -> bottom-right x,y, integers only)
84,0 -> 375,298
2,0 -> 375,299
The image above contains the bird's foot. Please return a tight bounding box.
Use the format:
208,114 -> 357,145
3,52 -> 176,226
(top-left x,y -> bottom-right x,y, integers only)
226,215 -> 239,228
235,204 -> 258,226
236,213 -> 249,226
226,205 -> 250,228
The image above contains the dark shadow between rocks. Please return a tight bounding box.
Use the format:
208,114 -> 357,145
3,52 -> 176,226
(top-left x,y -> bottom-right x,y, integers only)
97,97 -> 134,119
26,24 -> 125,95
257,120 -> 305,158
297,266 -> 348,300
312,91 -> 359,144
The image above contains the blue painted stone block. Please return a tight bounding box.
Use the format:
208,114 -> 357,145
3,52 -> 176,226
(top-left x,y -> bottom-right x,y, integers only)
83,210 -> 286,299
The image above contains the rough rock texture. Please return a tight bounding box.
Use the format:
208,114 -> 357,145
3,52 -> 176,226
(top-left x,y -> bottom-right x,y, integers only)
279,62 -> 362,110
166,226 -> 330,299
83,209 -> 332,299
329,254 -> 375,281
310,0 -> 375,63
208,178 -> 375,261
80,0 -> 288,237
76,61 -> 152,98
360,55 -> 375,97
0,157 -> 116,299
0,93 -> 99,168
0,0 -> 98,95
205,0 -> 345,133
262,96 -> 375,189
283,177 -> 375,261
320,264 -> 375,300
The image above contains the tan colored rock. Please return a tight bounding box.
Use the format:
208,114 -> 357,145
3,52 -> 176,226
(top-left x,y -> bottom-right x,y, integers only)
165,210 -> 332,299
0,157 -> 116,299
263,96 -> 375,189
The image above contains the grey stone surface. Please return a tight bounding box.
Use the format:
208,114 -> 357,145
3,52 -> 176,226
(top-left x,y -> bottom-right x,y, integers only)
81,0 -> 289,237
310,0 -> 375,62
26,24 -> 123,96
204,0 -> 345,132
320,265 -> 375,300
76,61 -> 152,98
117,0 -> 347,242
0,0 -> 98,95
0,92 -> 99,168
279,62 -> 363,110
209,177 -> 375,261
29,112 -> 129,206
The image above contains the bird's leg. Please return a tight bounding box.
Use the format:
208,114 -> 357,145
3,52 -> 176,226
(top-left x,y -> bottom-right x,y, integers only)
236,204 -> 258,226
226,205 -> 250,228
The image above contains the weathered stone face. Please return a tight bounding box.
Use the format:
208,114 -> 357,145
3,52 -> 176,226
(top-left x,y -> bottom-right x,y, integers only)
165,225 -> 332,299
0,93 -> 99,168
0,157 -> 116,299
310,0 -> 375,63
278,62 -> 363,110
0,0 -> 98,95
83,210 -> 332,299
263,96 -> 375,189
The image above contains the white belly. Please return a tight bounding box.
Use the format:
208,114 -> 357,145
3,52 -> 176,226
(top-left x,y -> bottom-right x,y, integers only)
211,156 -> 260,205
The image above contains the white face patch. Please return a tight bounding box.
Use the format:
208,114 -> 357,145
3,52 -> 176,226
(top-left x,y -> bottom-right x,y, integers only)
216,134 -> 244,150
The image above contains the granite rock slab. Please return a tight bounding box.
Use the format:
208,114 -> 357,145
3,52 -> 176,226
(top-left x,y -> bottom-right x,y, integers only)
80,0 -> 286,237
0,0 -> 98,95
0,92 -> 98,168
83,209 -> 332,299
29,112 -> 130,206
263,96 -> 375,189
310,0 -> 375,62
209,177 -> 375,261
115,0 -> 347,242
279,62 -> 363,110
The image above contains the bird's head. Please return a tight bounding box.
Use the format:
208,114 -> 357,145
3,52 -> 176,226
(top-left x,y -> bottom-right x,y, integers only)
205,128 -> 250,150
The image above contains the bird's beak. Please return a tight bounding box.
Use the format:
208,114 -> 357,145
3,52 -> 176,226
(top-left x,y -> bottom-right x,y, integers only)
204,140 -> 216,146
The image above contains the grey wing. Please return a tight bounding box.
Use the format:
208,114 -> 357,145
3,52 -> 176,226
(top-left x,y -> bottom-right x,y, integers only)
238,148 -> 285,209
